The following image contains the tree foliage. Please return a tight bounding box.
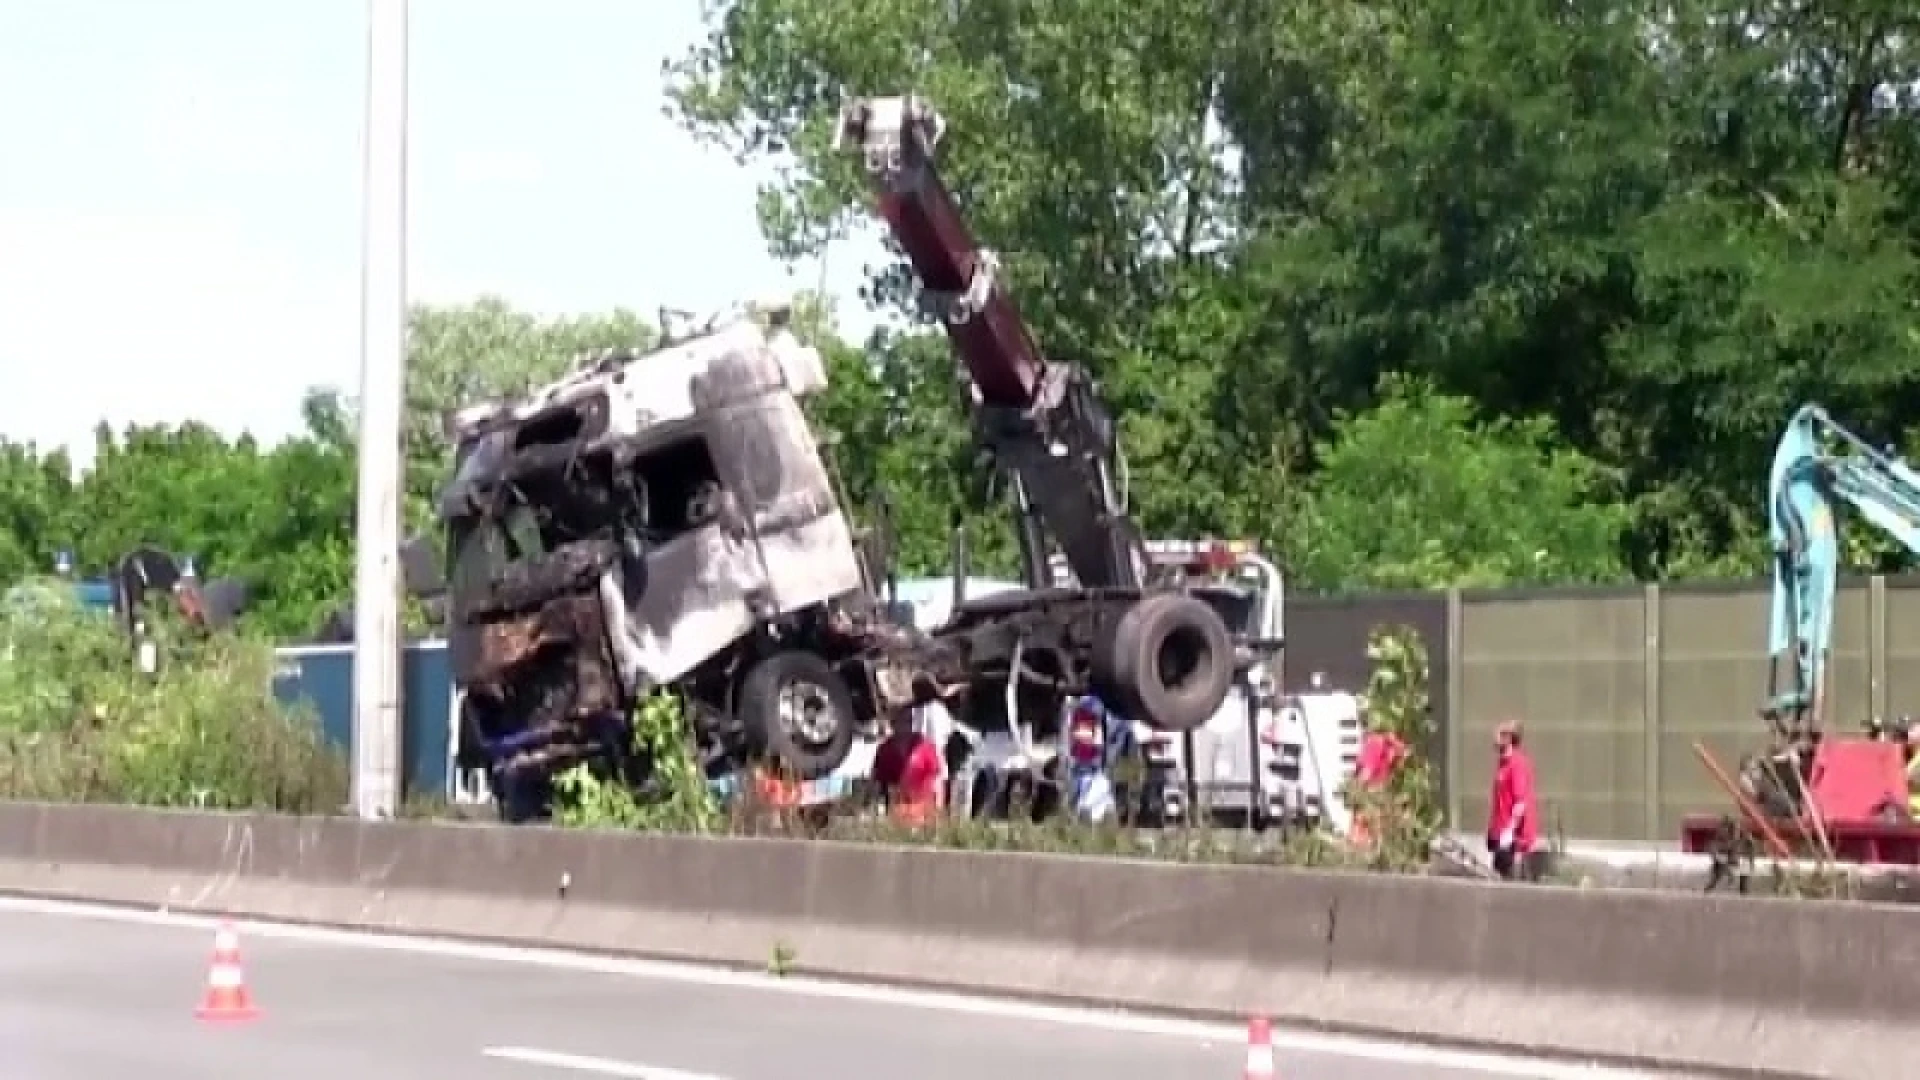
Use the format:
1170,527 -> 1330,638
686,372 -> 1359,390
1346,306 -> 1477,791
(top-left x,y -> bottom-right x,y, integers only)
1288,376 -> 1631,590
665,0 -> 1920,588
7,4 -> 1920,636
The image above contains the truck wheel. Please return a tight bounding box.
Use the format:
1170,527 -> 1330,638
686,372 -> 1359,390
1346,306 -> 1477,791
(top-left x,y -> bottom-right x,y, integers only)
1095,592 -> 1233,733
737,651 -> 858,781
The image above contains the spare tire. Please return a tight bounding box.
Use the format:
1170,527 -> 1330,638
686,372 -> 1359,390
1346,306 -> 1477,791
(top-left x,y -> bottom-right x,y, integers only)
1094,592 -> 1233,733
736,650 -> 858,781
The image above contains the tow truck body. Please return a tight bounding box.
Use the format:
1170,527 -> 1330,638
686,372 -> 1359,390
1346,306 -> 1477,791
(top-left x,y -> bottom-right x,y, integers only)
1682,404 -> 1920,869
436,94 -> 1234,818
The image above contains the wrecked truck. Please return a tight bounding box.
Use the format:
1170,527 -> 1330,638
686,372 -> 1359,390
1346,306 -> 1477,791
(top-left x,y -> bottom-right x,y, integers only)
442,97 -> 1239,821
439,308 -> 894,817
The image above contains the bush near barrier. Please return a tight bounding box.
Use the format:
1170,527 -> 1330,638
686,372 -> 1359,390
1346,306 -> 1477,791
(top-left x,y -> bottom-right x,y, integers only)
0,578 -> 347,812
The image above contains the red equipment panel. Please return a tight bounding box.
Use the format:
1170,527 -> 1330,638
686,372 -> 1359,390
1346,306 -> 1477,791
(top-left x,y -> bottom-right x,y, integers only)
1808,738 -> 1908,823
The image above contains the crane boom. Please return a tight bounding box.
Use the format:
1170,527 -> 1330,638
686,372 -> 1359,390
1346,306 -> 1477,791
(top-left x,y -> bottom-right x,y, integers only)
1767,404 -> 1920,731
833,95 -> 1149,591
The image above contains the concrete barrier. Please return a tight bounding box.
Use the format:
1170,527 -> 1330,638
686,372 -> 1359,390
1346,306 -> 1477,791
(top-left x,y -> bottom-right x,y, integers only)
0,802 -> 1912,1079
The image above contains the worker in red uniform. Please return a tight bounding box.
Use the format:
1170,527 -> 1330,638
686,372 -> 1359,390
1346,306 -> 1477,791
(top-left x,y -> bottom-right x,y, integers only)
1357,725 -> 1408,787
1349,721 -> 1408,847
871,703 -> 944,825
1487,720 -> 1538,880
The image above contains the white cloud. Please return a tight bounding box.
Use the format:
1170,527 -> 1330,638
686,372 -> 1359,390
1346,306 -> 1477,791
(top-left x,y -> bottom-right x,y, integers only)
0,209 -> 357,468
447,147 -> 547,190
0,0 -> 900,470
130,64 -> 319,183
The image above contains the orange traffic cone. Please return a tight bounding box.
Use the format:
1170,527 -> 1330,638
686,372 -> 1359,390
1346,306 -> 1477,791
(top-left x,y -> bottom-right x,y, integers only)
194,921 -> 258,1023
1244,1015 -> 1275,1079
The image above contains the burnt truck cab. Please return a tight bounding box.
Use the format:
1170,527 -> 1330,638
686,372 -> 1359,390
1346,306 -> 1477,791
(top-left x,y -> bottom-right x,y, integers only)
440,307 -> 887,814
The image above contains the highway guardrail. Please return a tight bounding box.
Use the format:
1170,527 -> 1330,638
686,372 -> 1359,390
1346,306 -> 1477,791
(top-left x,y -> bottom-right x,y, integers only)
0,802 -> 1908,1079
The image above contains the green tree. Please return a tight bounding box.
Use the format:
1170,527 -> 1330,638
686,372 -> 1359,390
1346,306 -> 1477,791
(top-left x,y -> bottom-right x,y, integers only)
232,432 -> 357,638
668,0 -> 1259,552
1605,0 -> 1920,572
67,421 -> 270,575
806,329 -> 1019,579
58,417 -> 356,640
315,298 -> 659,530
0,440 -> 77,583
1287,377 -> 1630,590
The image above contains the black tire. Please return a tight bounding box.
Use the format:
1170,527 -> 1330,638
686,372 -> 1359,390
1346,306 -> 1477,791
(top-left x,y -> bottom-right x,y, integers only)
1094,592 -> 1233,733
736,651 -> 858,781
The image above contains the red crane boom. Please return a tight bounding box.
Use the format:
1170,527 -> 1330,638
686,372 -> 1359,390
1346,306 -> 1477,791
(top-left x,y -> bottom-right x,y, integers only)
834,95 -> 1148,590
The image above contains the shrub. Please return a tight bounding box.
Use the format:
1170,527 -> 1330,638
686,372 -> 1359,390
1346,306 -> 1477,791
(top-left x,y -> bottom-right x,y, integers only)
554,690 -> 721,833
0,579 -> 347,811
1341,623 -> 1444,870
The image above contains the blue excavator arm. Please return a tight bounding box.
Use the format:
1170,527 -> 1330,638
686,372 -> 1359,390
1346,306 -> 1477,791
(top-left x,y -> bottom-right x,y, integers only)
1767,404 -> 1920,731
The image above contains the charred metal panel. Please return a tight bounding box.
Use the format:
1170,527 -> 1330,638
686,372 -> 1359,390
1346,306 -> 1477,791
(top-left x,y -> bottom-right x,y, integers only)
438,430 -> 511,519
704,393 -> 864,616
453,587 -> 624,743
604,523 -> 762,686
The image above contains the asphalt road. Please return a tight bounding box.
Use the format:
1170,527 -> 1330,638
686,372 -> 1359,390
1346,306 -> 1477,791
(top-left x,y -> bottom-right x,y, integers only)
0,900 -> 1665,1080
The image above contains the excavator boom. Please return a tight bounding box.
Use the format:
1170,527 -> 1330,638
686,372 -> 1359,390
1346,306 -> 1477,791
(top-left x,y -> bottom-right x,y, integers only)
1680,404 -> 1920,861
1767,404 -> 1920,730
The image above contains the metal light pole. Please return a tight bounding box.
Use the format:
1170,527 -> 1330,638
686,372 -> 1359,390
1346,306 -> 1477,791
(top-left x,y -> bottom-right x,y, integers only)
350,0 -> 409,819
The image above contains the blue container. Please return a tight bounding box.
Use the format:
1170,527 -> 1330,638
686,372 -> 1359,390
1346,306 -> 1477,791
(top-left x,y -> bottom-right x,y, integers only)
72,580 -> 115,612
271,640 -> 456,800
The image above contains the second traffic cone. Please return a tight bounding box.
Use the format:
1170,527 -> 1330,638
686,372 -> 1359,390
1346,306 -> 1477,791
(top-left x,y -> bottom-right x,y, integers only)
194,921 -> 258,1023
1244,1014 -> 1275,1079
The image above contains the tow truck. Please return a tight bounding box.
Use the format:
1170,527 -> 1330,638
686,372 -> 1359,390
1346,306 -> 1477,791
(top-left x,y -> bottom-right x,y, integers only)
835,95 -> 1253,821
437,94 -> 1235,819
1040,538 -> 1362,831
1682,404 -> 1920,869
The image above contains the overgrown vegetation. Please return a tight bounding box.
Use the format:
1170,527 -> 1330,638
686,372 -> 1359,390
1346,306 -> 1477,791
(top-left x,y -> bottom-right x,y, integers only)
552,627 -> 1444,874
0,580 -> 347,811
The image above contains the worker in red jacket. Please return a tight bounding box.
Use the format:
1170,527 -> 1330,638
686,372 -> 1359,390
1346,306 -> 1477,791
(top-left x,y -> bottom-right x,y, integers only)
1486,720 -> 1538,880
1348,722 -> 1408,847
871,700 -> 945,826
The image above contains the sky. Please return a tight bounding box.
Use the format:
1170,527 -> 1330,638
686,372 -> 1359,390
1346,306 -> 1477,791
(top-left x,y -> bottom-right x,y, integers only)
0,0 -> 886,470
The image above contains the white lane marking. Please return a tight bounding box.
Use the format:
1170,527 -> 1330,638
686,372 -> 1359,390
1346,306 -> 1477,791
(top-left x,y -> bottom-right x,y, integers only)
0,894 -> 1685,1079
483,1046 -> 729,1080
